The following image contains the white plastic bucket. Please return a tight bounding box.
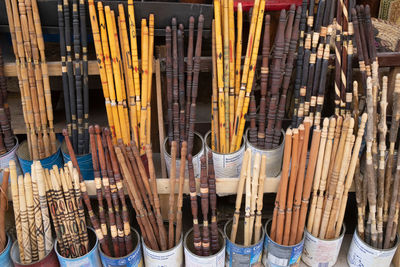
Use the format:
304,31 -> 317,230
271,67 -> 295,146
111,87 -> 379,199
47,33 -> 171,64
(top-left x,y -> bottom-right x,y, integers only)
164,132 -> 204,178
0,137 -> 21,182
184,227 -> 225,266
302,225 -> 346,267
142,234 -> 183,267
347,230 -> 399,267
204,131 -> 245,178
245,129 -> 285,177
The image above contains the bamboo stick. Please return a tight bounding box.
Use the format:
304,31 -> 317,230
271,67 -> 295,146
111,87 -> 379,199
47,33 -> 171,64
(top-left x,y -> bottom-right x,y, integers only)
168,141 -> 177,249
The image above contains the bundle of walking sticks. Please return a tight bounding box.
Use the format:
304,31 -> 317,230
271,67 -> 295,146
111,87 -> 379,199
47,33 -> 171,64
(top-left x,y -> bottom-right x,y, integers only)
165,15 -> 204,157
292,0 -> 337,126
88,125 -> 133,257
88,0 -> 154,152
188,151 -> 219,256
356,75 -> 400,249
0,168 -> 9,253
230,149 -> 266,246
248,5 -> 302,150
5,0 -> 57,160
0,47 -> 15,154
58,0 -> 89,155
10,160 -> 53,263
211,0 -> 265,154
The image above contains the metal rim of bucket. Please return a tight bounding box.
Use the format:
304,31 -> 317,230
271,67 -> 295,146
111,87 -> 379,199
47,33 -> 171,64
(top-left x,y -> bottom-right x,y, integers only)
16,139 -> 61,161
0,136 -> 19,159
184,226 -> 225,259
98,228 -> 140,259
264,219 -> 305,248
60,139 -> 91,158
10,237 -> 55,265
0,233 -> 11,256
244,128 -> 285,153
204,131 -> 245,155
224,218 -> 265,247
142,233 -> 183,254
163,132 -> 204,158
354,228 -> 400,252
55,227 -> 98,261
304,223 -> 346,242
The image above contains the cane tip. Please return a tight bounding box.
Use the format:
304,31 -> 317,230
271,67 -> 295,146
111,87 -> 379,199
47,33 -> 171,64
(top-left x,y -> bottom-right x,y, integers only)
166,26 -> 171,32
361,113 -> 368,123
171,17 -> 177,26
189,16 -> 194,24
94,125 -> 101,134
103,127 -> 110,136
88,125 -> 94,134
323,118 -> 329,128
198,14 -> 204,22
289,3 -> 295,11
62,128 -> 68,136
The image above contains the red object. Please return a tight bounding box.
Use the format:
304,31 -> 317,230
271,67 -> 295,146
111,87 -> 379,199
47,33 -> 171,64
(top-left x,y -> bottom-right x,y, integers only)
234,0 -> 302,11
11,241 -> 60,267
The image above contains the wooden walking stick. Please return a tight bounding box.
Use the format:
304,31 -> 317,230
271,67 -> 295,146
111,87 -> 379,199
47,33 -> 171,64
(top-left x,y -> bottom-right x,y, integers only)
254,155 -> 266,243
19,174 -> 32,263
284,125 -> 302,245
168,141 -> 177,248
244,154 -> 252,246
176,142 -> 187,245
188,154 -> 202,255
208,151 -> 219,253
326,116 -> 344,188
146,144 -> 168,251
274,129 -> 293,244
211,21 -> 220,151
222,0 -> 230,146
0,169 -> 8,251
24,173 -> 39,261
249,153 -> 261,242
200,156 -> 210,255
31,164 -> 44,259
230,149 -> 250,243
234,3 -> 243,109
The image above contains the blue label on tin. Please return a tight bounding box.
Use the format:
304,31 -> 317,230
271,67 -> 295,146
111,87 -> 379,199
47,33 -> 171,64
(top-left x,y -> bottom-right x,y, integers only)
101,242 -> 143,267
226,237 -> 263,266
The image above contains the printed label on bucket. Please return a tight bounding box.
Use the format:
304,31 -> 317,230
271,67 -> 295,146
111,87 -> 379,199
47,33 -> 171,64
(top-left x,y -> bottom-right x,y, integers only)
101,244 -> 143,267
185,247 -> 225,267
226,238 -> 263,266
263,235 -> 303,267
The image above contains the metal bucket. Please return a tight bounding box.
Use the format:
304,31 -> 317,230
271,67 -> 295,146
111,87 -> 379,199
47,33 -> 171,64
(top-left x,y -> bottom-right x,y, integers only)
184,226 -> 226,266
263,219 -> 304,267
0,137 -> 22,183
61,139 -> 94,180
224,218 -> 264,266
99,228 -> 143,267
55,227 -> 101,267
302,224 -> 346,267
0,233 -> 13,267
17,140 -> 63,174
347,230 -> 399,267
142,234 -> 183,267
244,129 -> 285,177
11,239 -> 59,267
204,131 -> 245,178
164,132 -> 204,178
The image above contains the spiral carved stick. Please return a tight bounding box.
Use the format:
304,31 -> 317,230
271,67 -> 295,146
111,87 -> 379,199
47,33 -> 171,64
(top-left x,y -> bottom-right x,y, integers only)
208,151 -> 219,253
200,156 -> 210,255
176,142 -> 187,245
188,154 -> 202,255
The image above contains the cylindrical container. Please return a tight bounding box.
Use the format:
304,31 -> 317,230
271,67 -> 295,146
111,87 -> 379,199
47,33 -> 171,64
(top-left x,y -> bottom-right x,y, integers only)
184,227 -> 226,266
263,219 -> 304,267
142,234 -> 183,267
11,239 -> 59,267
245,129 -> 285,177
17,140 -> 64,174
164,132 -> 204,178
347,230 -> 399,267
302,225 -> 346,267
100,228 -> 143,267
0,137 -> 22,183
55,227 -> 101,267
224,218 -> 264,266
0,233 -> 13,267
61,139 -> 94,180
204,131 -> 245,178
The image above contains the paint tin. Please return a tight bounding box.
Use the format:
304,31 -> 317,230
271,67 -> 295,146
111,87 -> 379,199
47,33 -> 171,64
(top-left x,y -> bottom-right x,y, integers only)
224,218 -> 264,266
204,131 -> 245,178
244,129 -> 285,177
55,227 -> 101,267
142,233 -> 183,267
61,139 -> 94,180
302,224 -> 346,267
184,226 -> 226,266
263,219 -> 304,267
347,230 -> 399,267
17,140 -> 64,174
164,132 -> 204,178
99,228 -> 143,267
0,233 -> 13,267
11,239 -> 59,267
0,137 -> 22,182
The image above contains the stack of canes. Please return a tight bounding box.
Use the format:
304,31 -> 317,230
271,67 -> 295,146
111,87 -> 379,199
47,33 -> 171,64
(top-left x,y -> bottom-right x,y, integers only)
5,0 -> 57,160
88,0 -> 155,153
230,149 -> 267,245
57,0 -> 89,155
165,15 -> 204,156
188,151 -> 220,256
